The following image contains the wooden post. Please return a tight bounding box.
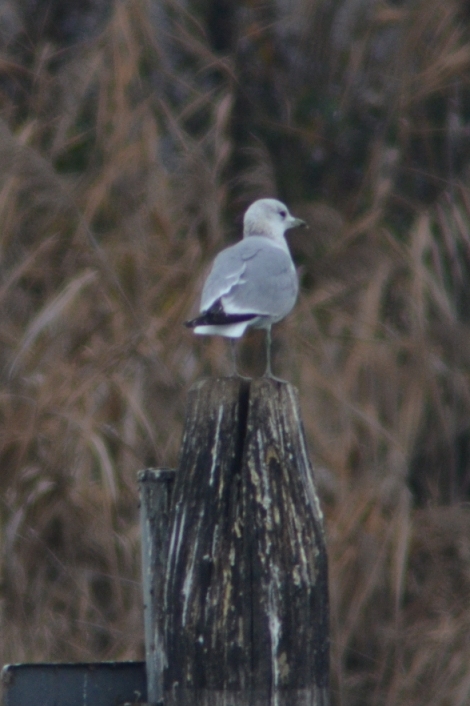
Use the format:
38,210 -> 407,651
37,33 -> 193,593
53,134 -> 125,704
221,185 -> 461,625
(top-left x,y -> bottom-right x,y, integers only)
139,468 -> 176,706
162,378 -> 329,706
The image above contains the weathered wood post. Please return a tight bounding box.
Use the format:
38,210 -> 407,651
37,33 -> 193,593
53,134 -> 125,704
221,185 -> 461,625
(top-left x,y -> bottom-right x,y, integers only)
161,377 -> 329,706
139,468 -> 176,706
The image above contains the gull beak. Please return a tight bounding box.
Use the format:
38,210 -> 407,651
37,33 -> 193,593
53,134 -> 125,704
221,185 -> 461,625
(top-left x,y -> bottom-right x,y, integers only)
287,216 -> 308,230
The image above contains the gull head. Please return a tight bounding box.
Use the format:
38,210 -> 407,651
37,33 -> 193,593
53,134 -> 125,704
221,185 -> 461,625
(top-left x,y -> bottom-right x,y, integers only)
243,198 -> 306,245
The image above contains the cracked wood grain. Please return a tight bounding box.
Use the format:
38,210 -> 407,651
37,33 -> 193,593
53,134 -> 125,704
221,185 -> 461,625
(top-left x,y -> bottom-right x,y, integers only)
159,378 -> 329,706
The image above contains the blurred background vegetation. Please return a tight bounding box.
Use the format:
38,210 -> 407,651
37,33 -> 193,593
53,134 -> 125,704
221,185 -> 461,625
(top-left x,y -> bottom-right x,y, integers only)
1,0 -> 470,703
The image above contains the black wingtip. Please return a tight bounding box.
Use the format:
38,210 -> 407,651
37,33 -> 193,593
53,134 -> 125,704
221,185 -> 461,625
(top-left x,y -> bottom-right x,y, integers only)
184,312 -> 256,328
184,299 -> 258,329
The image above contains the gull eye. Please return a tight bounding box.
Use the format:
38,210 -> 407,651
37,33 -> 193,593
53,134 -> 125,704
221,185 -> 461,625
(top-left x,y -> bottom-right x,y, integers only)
279,209 -> 287,218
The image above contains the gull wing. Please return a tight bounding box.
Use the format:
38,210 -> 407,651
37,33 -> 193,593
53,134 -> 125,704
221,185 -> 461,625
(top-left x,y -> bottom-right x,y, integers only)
200,240 -> 251,311
200,237 -> 297,319
221,238 -> 298,319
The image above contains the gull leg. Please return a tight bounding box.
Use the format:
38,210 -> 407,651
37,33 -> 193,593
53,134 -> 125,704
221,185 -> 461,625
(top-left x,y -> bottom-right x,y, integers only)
230,338 -> 238,376
263,327 -> 287,382
229,339 -> 251,379
263,327 -> 273,378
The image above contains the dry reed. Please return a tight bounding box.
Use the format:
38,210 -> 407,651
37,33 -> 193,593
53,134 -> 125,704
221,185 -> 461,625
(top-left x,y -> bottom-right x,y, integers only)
1,1 -> 470,705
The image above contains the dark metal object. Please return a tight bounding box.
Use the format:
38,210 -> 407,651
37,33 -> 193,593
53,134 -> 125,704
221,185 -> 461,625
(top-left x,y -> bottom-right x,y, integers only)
1,661 -> 147,706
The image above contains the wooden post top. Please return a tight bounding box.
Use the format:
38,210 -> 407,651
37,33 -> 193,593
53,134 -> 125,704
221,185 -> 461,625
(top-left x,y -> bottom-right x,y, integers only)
162,376 -> 329,706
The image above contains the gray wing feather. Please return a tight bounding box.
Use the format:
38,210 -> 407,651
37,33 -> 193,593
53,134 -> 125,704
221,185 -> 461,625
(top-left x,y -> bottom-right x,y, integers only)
200,237 -> 298,317
200,248 -> 246,311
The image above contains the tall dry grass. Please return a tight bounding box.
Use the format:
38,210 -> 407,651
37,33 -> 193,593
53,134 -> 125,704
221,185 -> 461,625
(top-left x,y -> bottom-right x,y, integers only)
1,1 -> 470,704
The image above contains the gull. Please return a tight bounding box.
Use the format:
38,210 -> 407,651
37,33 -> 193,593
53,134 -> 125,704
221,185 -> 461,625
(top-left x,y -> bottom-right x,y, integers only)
185,198 -> 306,377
